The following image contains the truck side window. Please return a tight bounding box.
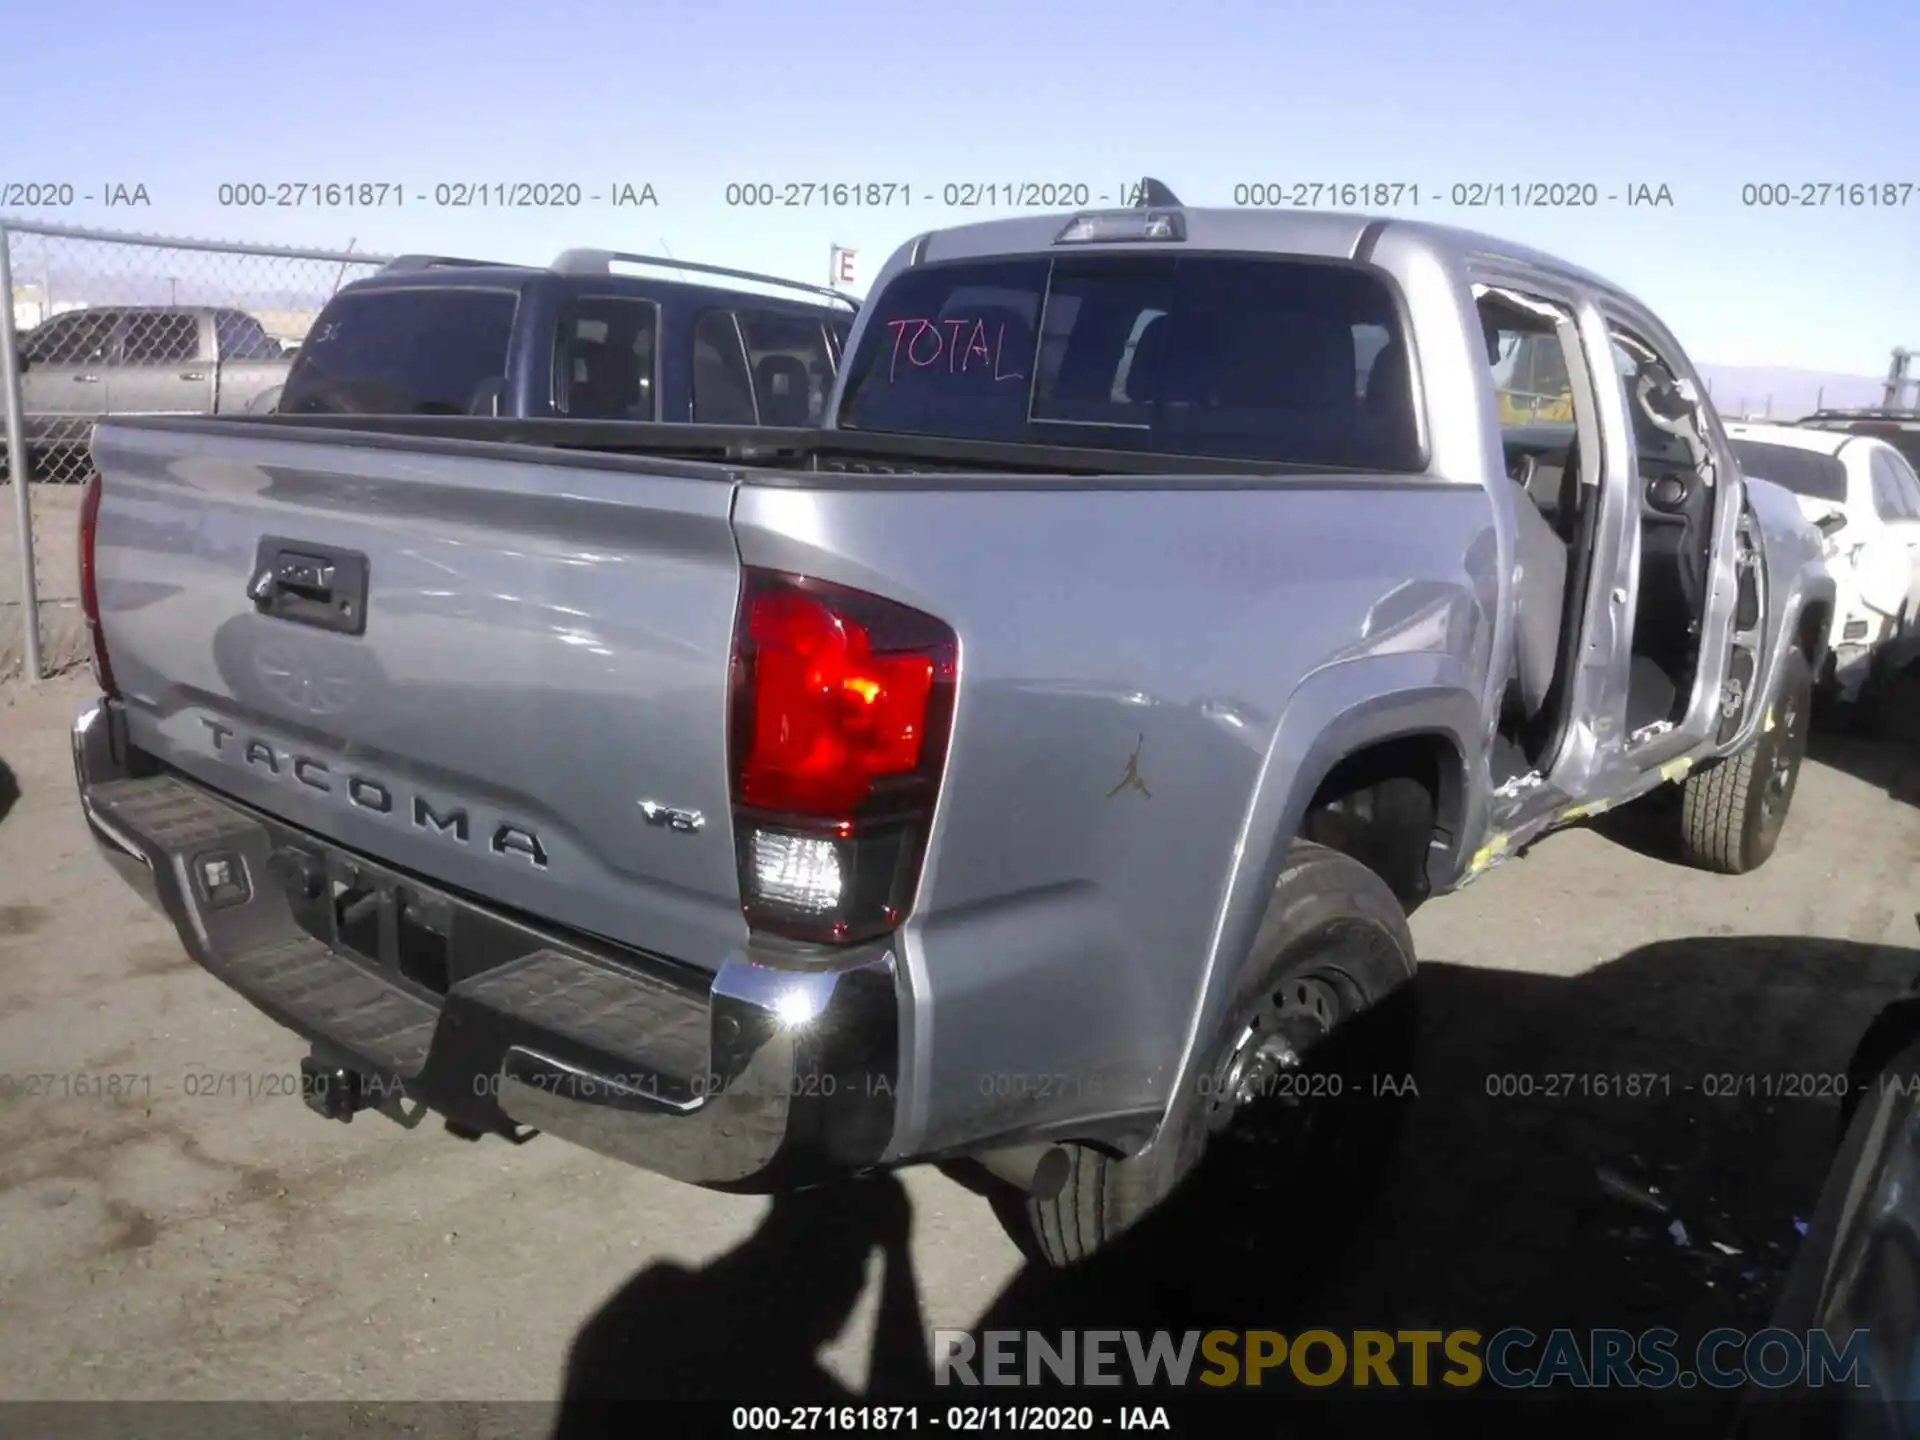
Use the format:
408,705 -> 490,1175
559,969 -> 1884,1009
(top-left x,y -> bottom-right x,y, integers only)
691,310 -> 757,424
735,311 -> 836,426
23,311 -> 117,364
1473,286 -> 1591,538
554,297 -> 658,420
122,313 -> 201,365
1607,329 -> 1702,477
214,311 -> 283,360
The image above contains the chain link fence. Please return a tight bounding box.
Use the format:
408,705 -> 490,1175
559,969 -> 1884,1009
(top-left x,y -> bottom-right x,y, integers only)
1,219 -> 391,682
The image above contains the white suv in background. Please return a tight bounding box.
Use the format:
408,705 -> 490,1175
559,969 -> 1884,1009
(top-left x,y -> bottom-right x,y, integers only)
1727,422 -> 1920,702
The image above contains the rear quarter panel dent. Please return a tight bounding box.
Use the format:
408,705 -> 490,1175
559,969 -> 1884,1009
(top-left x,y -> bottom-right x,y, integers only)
1162,656 -> 1487,1148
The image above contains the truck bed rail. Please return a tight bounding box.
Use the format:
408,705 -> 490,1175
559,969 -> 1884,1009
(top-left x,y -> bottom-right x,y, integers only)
95,412 -> 1395,482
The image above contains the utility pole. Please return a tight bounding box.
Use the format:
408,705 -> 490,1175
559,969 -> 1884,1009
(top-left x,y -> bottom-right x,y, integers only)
329,239 -> 357,298
1886,348 -> 1912,409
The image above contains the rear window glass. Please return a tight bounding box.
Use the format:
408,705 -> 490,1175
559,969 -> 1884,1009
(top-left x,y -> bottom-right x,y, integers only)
836,256 -> 1420,469
1852,425 -> 1920,472
280,287 -> 518,415
1730,440 -> 1848,503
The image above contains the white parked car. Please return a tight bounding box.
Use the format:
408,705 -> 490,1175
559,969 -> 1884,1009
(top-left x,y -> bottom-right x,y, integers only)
1727,421 -> 1920,702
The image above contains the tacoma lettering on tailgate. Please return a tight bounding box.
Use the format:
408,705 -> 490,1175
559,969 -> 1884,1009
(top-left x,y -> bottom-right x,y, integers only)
199,718 -> 547,866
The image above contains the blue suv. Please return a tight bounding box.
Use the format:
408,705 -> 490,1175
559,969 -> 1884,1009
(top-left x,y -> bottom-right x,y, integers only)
273,249 -> 856,427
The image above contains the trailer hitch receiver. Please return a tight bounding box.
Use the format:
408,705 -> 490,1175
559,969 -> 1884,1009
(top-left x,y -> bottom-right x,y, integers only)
301,1053 -> 369,1123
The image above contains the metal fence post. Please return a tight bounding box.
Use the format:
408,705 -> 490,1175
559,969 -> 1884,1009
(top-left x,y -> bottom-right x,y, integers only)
0,222 -> 43,683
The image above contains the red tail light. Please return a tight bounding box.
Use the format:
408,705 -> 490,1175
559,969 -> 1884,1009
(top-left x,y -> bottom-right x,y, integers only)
78,470 -> 118,698
728,568 -> 957,944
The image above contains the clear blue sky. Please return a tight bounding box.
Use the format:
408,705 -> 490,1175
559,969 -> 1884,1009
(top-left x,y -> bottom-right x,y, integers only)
4,0 -> 1914,374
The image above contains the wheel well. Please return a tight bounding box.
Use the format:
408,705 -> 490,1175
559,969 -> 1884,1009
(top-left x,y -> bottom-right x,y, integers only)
1299,734 -> 1462,912
1797,601 -> 1831,673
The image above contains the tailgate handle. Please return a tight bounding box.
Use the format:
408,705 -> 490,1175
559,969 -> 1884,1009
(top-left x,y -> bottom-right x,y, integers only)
250,537 -> 369,636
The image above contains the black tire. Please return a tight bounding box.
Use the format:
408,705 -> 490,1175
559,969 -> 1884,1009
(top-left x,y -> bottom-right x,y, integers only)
1016,839 -> 1417,1268
1679,647 -> 1813,873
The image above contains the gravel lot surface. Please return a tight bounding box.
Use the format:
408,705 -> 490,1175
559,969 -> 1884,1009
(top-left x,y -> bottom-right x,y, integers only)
3,669 -> 1917,1434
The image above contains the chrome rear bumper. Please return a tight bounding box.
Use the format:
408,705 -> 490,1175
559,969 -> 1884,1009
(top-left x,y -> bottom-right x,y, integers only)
71,696 -> 901,1188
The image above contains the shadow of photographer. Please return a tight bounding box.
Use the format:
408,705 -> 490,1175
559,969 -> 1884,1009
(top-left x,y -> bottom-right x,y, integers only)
553,931 -> 1919,1437
553,1171 -> 933,1435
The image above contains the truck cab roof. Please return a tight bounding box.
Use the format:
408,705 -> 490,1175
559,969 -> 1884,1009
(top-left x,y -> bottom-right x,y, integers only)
896,206 -> 1634,301
352,248 -> 857,322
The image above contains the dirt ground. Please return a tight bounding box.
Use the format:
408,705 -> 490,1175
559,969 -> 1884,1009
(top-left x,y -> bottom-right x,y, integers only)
0,482 -> 86,682
2,668 -> 1918,1434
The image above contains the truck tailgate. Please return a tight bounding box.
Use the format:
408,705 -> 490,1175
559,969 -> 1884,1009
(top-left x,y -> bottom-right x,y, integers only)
89,420 -> 750,971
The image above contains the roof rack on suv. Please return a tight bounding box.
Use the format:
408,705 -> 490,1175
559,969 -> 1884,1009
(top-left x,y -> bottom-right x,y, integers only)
548,249 -> 857,309
379,254 -> 520,274
1796,407 -> 1920,424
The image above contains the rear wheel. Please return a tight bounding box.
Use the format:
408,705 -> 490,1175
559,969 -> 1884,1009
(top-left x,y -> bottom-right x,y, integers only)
1013,840 -> 1418,1268
1678,647 -> 1813,873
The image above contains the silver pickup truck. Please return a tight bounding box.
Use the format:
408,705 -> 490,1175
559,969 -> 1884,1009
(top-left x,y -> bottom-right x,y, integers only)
70,195 -> 1833,1265
16,304 -> 290,480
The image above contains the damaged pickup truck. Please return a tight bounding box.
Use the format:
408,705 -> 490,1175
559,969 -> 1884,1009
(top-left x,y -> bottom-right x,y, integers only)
72,189 -> 1832,1264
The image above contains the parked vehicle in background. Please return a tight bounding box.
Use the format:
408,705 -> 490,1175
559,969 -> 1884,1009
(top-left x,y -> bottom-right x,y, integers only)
1735,963 -> 1920,1437
1728,421 -> 1920,703
11,305 -> 291,481
258,250 -> 856,426
1795,407 -> 1920,471
71,189 -> 1832,1266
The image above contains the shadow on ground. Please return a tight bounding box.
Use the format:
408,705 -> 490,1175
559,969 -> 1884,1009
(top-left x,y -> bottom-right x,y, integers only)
554,934 -> 1920,1438
1806,722 -> 1920,812
0,755 -> 19,830
1804,661 -> 1920,810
